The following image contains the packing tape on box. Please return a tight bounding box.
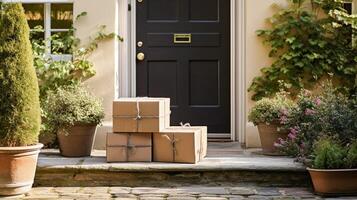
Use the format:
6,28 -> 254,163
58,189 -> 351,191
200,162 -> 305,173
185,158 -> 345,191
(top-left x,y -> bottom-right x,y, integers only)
161,134 -> 179,162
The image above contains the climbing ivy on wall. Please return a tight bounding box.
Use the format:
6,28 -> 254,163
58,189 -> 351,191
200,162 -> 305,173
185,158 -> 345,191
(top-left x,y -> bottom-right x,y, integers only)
248,0 -> 357,101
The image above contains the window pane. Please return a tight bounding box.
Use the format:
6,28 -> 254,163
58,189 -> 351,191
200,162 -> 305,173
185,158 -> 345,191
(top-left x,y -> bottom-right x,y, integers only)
30,31 -> 45,42
23,4 -> 44,29
51,31 -> 73,55
51,3 -> 73,29
344,3 -> 352,14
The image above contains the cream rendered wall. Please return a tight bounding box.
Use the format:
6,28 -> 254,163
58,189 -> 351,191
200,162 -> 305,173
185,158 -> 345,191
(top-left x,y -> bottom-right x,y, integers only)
73,0 -> 119,149
245,0 -> 287,147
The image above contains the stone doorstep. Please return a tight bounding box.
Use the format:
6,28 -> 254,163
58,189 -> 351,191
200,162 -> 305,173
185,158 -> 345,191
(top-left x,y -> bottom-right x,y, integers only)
34,150 -> 309,188
37,150 -> 306,172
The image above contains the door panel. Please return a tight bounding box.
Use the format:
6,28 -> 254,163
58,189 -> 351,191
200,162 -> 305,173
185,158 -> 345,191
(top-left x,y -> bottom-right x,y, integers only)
147,61 -> 178,105
136,0 -> 231,135
189,60 -> 220,106
189,0 -> 219,21
147,0 -> 179,21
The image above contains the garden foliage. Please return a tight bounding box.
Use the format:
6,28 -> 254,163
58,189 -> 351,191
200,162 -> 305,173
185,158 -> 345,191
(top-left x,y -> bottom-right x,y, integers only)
30,12 -> 121,144
248,91 -> 295,126
312,138 -> 357,169
249,0 -> 357,100
0,3 -> 41,146
31,12 -> 121,98
275,82 -> 357,168
43,85 -> 105,135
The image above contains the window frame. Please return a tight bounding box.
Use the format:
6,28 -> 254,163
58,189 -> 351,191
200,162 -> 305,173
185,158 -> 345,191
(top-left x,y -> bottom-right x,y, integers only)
22,1 -> 74,60
3,0 -> 73,3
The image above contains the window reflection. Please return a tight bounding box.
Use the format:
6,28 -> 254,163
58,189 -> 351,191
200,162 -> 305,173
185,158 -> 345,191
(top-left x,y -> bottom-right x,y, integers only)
23,3 -> 74,55
51,3 -> 73,29
23,4 -> 44,29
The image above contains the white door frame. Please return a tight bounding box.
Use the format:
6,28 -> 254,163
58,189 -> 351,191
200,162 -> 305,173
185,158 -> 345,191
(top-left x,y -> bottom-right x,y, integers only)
119,0 -> 246,143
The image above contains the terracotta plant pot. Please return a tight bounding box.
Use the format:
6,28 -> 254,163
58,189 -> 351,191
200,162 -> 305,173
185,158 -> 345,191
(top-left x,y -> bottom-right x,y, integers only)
257,123 -> 287,153
0,143 -> 43,196
308,168 -> 357,196
57,124 -> 97,157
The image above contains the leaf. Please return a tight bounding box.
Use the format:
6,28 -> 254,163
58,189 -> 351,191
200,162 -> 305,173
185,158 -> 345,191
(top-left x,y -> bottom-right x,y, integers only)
76,12 -> 87,20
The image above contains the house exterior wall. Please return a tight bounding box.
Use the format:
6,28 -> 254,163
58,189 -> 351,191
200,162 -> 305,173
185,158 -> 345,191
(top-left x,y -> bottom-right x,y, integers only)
245,0 -> 287,147
73,0 -> 119,149
72,0 -> 286,149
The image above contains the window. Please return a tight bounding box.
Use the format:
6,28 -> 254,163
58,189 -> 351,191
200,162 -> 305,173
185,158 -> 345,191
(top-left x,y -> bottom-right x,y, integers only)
23,3 -> 73,59
343,2 -> 353,14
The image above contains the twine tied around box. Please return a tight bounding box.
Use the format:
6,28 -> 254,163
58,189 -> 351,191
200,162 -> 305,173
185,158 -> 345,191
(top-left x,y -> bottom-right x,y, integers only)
125,133 -> 152,161
113,99 -> 165,132
180,122 -> 191,127
179,122 -> 204,160
161,134 -> 179,162
107,132 -> 151,162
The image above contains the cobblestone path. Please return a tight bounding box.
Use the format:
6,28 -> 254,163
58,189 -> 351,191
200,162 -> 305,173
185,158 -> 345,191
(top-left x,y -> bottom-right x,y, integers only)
1,187 -> 357,200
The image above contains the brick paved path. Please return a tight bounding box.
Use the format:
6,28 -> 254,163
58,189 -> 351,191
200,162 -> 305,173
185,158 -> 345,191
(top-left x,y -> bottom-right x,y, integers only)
1,187 -> 356,200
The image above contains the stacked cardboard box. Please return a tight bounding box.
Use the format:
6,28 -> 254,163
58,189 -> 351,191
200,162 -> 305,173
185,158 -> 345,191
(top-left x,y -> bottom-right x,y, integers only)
107,97 -> 207,164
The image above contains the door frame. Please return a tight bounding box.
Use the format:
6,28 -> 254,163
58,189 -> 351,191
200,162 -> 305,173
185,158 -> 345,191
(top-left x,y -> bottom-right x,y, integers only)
119,0 -> 246,142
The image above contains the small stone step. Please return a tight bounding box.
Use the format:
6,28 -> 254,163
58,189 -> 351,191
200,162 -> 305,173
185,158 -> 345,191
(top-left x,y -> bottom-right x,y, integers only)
34,150 -> 309,187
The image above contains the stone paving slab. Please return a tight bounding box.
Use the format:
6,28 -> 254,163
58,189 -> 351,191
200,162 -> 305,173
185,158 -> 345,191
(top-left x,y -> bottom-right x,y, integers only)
35,148 -> 309,188
38,150 -> 305,172
35,150 -> 309,188
0,187 -> 356,200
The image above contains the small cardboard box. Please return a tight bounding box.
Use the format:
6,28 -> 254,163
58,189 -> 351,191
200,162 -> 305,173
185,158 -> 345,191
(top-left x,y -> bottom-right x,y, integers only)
153,128 -> 201,164
106,132 -> 152,162
171,126 -> 207,159
113,98 -> 170,133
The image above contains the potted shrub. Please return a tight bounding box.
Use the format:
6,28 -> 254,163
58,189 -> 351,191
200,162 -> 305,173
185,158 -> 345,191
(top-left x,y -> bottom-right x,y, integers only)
248,92 -> 294,153
277,84 -> 357,195
44,86 -> 104,157
0,3 -> 43,196
308,138 -> 357,195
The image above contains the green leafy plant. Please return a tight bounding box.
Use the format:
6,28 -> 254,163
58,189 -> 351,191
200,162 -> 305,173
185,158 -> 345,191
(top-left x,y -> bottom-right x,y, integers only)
275,89 -> 322,158
31,12 -> 122,98
276,82 -> 357,165
346,140 -> 357,169
0,3 -> 41,147
43,86 -> 105,134
248,0 -> 357,101
30,12 -> 122,145
248,92 -> 295,125
312,137 -> 346,169
312,138 -> 357,169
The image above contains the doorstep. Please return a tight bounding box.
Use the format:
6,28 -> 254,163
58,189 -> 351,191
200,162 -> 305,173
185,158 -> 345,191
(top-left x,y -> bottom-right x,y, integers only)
35,143 -> 309,187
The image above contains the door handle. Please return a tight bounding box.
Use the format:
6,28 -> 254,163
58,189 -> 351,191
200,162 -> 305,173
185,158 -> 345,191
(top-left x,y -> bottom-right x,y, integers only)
137,52 -> 145,61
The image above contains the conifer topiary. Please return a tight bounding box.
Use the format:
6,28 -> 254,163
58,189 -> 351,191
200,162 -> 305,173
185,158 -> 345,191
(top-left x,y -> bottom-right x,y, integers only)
0,3 -> 41,147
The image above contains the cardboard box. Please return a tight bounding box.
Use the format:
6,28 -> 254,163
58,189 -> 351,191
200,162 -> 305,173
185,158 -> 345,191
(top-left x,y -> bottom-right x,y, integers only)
113,98 -> 170,132
106,132 -> 152,162
171,126 -> 207,159
153,128 -> 201,164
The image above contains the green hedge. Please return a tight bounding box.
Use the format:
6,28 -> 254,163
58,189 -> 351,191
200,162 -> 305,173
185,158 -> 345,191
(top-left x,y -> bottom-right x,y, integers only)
0,3 -> 41,146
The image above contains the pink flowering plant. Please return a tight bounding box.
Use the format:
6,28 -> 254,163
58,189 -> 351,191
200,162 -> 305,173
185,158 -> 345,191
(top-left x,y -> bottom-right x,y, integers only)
274,90 -> 320,158
276,83 -> 357,166
248,92 -> 295,127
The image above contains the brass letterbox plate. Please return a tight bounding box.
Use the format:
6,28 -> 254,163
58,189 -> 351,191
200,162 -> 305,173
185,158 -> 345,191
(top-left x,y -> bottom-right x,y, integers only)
174,33 -> 192,44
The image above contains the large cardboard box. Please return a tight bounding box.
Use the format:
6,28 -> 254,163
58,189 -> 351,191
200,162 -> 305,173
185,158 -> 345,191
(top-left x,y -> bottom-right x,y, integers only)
153,128 -> 201,164
113,98 -> 170,132
171,126 -> 207,159
106,132 -> 152,162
